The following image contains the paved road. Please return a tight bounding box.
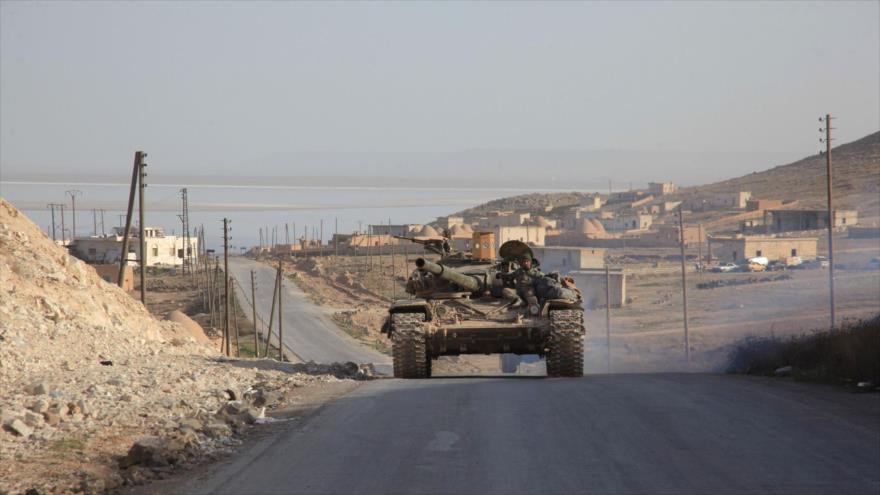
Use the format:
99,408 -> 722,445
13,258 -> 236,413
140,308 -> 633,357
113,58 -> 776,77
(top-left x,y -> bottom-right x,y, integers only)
227,257 -> 391,372
181,374 -> 879,495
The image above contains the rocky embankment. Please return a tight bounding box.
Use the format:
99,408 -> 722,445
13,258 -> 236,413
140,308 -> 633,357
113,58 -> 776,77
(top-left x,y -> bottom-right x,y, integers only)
0,199 -> 370,494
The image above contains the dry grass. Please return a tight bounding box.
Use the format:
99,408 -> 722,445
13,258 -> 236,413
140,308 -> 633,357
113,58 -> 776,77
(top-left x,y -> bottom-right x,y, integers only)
726,314 -> 880,384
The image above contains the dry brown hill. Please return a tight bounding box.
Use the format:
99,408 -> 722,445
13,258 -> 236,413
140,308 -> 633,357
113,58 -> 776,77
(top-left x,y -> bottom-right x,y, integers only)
680,131 -> 880,219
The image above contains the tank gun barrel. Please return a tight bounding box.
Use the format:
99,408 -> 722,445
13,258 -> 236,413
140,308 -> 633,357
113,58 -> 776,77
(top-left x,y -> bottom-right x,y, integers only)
415,258 -> 484,292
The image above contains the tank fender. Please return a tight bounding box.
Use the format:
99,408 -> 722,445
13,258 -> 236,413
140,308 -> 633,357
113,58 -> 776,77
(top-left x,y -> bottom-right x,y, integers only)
384,299 -> 431,336
389,299 -> 431,319
540,299 -> 583,317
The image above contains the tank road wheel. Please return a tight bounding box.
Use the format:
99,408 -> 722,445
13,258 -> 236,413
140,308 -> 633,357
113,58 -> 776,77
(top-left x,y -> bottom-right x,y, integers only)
391,313 -> 430,379
546,310 -> 585,378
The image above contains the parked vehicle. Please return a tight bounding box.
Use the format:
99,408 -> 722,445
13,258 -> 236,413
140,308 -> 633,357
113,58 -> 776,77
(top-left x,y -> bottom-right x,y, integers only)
747,256 -> 769,266
868,257 -> 880,270
711,263 -> 739,273
799,257 -> 829,269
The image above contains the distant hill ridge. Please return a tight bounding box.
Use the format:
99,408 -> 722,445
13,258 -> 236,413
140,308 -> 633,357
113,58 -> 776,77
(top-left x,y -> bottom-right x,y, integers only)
683,131 -> 879,213
452,131 -> 880,220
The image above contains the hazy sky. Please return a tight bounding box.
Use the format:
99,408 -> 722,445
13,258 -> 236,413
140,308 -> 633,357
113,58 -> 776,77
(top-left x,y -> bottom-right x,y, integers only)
1,1 -> 878,181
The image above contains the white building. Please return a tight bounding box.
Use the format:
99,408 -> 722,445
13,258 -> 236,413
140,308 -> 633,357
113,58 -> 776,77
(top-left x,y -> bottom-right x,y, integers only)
494,225 -> 546,246
71,226 -> 198,267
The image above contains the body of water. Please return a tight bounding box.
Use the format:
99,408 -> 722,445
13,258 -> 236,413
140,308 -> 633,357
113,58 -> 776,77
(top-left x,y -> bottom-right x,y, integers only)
1,179 -> 571,251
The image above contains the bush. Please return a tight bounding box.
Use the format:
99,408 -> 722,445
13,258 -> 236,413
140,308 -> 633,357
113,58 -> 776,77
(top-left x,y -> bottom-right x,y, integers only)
727,315 -> 880,384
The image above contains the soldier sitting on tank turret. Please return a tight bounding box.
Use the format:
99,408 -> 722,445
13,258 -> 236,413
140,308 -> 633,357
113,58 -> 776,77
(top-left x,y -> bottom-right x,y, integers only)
496,254 -> 544,315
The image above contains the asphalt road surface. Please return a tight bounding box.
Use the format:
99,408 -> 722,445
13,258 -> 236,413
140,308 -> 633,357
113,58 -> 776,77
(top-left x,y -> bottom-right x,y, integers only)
227,257 -> 391,373
180,374 -> 879,495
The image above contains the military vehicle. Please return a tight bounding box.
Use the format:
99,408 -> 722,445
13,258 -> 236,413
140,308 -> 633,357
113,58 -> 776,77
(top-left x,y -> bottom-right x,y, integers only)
382,240 -> 585,378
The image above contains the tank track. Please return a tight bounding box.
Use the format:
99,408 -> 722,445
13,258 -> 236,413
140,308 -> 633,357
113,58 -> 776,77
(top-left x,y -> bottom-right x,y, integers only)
546,309 -> 585,377
391,313 -> 430,379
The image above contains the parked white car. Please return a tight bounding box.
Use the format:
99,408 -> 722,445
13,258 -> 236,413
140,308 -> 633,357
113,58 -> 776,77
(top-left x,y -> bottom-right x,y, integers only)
747,256 -> 769,266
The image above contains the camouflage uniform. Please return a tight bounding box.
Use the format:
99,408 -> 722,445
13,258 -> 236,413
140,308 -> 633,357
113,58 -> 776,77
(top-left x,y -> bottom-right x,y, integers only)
499,263 -> 543,313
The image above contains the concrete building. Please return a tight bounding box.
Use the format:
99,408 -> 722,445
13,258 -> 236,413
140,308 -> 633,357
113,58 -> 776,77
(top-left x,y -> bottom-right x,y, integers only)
709,191 -> 752,209
569,268 -> 626,309
479,212 -> 531,229
71,227 -> 197,267
648,182 -> 678,196
608,190 -> 649,205
494,225 -> 546,246
579,195 -> 603,210
765,209 -> 858,233
436,216 -> 464,229
651,224 -> 705,247
708,235 -> 818,263
369,224 -> 420,237
530,246 -> 605,273
601,213 -> 653,232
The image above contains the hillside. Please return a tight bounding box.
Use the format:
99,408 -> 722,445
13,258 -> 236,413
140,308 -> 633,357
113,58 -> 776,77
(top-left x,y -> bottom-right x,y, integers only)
450,131 -> 880,222
680,131 -> 880,219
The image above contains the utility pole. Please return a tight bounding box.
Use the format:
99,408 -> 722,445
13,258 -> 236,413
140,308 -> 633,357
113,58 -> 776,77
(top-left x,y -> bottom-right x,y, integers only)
223,218 -> 231,356
605,260 -> 612,372
119,152 -> 143,290
277,259 -> 284,361
697,223 -> 703,276
92,209 -> 98,236
820,114 -> 836,329
65,189 -> 82,239
251,270 -> 259,356
100,209 -> 106,236
60,205 -> 66,244
320,219 -> 324,258
266,269 -> 280,358
180,188 -> 192,276
285,223 -> 290,245
138,157 -> 147,306
678,206 -> 691,367
47,204 -> 64,241
334,217 -> 339,257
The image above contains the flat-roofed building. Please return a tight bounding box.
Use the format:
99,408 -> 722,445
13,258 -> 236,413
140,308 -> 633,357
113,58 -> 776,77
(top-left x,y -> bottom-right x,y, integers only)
530,246 -> 605,273
494,225 -> 546,246
601,213 -> 653,232
648,182 -> 678,196
766,209 -> 858,232
708,235 -> 817,263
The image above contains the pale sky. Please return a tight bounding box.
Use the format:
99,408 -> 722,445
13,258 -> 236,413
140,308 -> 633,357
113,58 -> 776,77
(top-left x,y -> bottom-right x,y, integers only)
1,1 -> 878,183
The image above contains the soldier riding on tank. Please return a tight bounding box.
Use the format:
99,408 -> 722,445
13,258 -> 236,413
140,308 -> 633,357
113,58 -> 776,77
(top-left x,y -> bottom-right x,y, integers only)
497,253 -> 544,315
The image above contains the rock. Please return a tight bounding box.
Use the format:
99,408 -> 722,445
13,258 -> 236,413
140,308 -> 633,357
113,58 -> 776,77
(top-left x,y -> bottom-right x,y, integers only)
25,382 -> 49,395
106,378 -> 125,387
120,436 -> 170,468
76,399 -> 91,417
775,365 -> 793,377
203,421 -> 231,438
178,418 -> 203,431
67,401 -> 82,416
160,396 -> 176,409
28,399 -> 49,414
4,418 -> 34,437
43,410 -> 61,426
22,410 -> 44,428
241,407 -> 263,424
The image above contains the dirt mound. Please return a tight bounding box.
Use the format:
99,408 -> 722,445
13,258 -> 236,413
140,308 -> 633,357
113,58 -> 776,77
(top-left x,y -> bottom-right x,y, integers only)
0,199 -> 353,494
165,310 -> 210,344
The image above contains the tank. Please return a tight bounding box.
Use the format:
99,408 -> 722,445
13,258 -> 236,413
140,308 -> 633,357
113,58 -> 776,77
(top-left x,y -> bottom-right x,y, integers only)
382,240 -> 585,378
